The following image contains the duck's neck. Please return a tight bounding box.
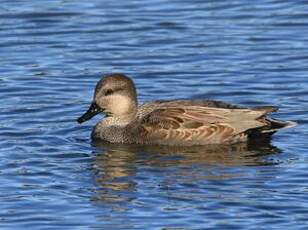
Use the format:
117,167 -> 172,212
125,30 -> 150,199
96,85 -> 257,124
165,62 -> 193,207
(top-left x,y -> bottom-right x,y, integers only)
106,94 -> 138,122
105,110 -> 137,126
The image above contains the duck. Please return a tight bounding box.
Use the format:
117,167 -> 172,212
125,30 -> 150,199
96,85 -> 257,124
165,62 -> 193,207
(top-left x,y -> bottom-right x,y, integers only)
77,73 -> 295,146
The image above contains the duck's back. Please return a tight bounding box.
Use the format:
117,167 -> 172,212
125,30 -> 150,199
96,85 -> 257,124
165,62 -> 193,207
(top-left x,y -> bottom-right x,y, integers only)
130,100 -> 290,146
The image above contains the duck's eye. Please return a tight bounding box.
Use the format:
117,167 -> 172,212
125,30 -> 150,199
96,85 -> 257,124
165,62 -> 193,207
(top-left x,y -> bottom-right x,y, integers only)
104,89 -> 113,96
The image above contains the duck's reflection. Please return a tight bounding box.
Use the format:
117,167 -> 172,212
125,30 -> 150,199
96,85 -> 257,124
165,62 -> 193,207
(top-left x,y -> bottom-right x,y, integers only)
92,147 -> 137,203
91,139 -> 281,203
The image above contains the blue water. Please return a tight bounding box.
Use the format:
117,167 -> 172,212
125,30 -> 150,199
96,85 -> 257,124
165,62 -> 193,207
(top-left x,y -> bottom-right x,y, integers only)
1,0 -> 308,229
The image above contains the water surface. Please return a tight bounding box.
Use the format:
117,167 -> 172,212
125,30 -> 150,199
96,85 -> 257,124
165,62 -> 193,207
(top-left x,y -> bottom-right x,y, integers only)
1,0 -> 308,229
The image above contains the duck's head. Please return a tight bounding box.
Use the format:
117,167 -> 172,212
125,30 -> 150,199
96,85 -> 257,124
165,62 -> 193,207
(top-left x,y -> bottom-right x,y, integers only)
77,73 -> 138,123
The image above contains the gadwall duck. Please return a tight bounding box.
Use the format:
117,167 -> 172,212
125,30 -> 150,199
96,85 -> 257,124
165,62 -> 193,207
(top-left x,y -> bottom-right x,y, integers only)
77,73 -> 295,146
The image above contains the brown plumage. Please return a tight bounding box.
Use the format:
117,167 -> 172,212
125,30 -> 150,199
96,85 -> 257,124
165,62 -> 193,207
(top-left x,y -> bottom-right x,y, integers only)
77,73 -> 296,146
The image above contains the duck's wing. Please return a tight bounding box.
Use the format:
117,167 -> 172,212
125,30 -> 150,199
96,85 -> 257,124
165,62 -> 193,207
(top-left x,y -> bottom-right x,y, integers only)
137,106 -> 270,145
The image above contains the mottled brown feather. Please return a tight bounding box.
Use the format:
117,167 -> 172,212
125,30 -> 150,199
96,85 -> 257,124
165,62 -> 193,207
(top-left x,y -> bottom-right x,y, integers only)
136,105 -> 269,145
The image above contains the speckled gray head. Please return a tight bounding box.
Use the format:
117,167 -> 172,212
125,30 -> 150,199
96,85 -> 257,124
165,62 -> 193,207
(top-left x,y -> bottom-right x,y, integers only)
77,73 -> 137,123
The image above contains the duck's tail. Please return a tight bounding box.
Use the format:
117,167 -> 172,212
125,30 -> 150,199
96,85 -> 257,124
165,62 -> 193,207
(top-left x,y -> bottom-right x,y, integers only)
261,118 -> 297,134
249,106 -> 297,137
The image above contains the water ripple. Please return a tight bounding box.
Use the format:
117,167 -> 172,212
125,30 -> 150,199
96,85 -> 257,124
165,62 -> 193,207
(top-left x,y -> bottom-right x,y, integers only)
0,0 -> 307,229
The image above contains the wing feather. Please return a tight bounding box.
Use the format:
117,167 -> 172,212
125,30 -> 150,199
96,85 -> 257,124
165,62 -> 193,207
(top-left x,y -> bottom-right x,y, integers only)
138,105 -> 268,145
